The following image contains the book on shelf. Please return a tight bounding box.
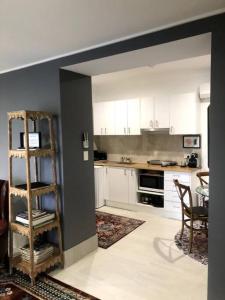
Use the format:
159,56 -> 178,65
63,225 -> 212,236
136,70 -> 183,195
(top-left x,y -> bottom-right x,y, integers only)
16,209 -> 55,226
19,243 -> 54,264
15,182 -> 50,190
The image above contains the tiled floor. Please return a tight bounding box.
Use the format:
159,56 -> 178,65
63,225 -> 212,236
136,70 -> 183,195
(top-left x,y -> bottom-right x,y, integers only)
53,206 -> 207,300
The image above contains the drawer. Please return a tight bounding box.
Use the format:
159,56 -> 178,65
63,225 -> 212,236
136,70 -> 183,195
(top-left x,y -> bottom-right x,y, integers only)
164,179 -> 191,191
164,200 -> 181,212
165,190 -> 190,204
164,172 -> 191,183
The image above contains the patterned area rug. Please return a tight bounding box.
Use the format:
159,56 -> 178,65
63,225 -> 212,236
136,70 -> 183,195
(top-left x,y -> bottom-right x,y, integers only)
174,228 -> 208,265
96,211 -> 145,249
0,271 -> 100,300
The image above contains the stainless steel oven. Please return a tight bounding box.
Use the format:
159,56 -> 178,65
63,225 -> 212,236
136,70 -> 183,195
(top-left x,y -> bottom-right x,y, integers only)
138,170 -> 164,194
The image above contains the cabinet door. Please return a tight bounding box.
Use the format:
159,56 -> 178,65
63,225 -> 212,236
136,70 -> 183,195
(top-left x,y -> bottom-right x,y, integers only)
169,93 -> 200,135
115,100 -> 128,135
128,169 -> 138,204
108,167 -> 129,203
93,102 -> 105,135
154,95 -> 170,129
127,99 -> 141,135
140,97 -> 154,129
103,167 -> 109,200
104,101 -> 115,135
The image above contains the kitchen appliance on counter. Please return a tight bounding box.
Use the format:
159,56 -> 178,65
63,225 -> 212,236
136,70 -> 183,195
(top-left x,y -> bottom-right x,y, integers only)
187,152 -> 199,168
94,150 -> 107,161
147,160 -> 178,167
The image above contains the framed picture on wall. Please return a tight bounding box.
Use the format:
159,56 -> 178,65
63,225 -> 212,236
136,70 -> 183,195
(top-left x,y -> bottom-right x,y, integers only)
183,135 -> 201,149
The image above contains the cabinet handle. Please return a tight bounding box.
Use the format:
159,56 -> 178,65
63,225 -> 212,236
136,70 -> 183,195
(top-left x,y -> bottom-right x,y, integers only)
131,170 -> 133,176
150,120 -> 153,128
155,120 -> 159,128
124,169 -> 127,175
101,128 -> 103,135
128,127 -> 130,135
170,126 -> 174,134
124,128 -> 126,135
106,168 -> 108,174
105,128 -> 107,134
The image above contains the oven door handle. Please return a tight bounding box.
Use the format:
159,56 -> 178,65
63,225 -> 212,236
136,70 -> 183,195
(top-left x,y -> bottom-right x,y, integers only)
139,173 -> 164,178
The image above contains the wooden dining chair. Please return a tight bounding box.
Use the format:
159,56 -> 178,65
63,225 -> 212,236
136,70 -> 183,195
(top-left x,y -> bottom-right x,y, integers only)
173,179 -> 208,253
197,171 -> 209,186
196,171 -> 209,207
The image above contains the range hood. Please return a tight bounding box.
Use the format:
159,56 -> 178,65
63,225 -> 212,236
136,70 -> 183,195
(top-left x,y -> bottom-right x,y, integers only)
141,128 -> 170,134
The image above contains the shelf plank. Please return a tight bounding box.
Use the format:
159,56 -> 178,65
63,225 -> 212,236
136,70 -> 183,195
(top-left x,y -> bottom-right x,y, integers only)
12,248 -> 62,278
9,149 -> 54,158
10,183 -> 57,198
8,110 -> 53,120
10,220 -> 59,237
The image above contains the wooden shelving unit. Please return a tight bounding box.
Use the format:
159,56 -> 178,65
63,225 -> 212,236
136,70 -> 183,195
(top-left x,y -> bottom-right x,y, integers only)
8,110 -> 63,285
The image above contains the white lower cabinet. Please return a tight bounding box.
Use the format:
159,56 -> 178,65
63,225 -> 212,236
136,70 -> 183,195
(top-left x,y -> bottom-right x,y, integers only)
164,171 -> 191,219
104,167 -> 138,204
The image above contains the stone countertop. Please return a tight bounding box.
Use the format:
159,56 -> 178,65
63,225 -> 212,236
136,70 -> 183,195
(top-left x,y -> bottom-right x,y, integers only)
94,160 -> 198,173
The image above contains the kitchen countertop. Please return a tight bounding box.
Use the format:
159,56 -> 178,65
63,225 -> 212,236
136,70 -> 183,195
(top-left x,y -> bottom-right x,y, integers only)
94,160 -> 198,173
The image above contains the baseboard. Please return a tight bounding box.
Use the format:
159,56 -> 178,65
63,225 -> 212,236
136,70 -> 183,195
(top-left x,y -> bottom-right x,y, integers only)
63,234 -> 98,269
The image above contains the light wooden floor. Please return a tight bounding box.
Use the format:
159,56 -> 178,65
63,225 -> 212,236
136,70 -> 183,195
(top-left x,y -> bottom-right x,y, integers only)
53,206 -> 207,300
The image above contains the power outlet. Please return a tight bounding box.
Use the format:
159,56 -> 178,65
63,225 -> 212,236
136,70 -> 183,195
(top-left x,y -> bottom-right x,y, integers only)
83,151 -> 89,161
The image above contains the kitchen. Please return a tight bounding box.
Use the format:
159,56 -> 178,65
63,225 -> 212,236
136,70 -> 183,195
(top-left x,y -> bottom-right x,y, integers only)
93,54 -> 210,221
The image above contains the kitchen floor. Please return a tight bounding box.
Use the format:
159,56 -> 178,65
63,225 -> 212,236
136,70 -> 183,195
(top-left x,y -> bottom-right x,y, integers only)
53,207 -> 207,300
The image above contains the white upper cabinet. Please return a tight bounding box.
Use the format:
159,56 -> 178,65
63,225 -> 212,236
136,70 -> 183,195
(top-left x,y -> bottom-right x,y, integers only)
115,99 -> 141,135
169,92 -> 200,135
104,101 -> 115,135
93,102 -> 105,135
93,101 -> 115,135
140,97 -> 154,129
154,95 -> 170,129
140,96 -> 170,129
127,99 -> 141,135
115,100 -> 128,135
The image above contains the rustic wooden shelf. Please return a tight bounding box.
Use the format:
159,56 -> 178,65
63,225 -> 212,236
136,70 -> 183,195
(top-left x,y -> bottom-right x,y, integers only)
10,220 -> 59,237
9,149 -> 54,158
8,110 -> 63,285
8,110 -> 52,120
12,248 -> 61,278
9,183 -> 57,198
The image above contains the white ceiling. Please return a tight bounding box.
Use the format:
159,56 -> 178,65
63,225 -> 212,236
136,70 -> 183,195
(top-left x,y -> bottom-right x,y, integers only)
65,34 -> 211,76
1,0 -> 224,73
92,55 -> 211,87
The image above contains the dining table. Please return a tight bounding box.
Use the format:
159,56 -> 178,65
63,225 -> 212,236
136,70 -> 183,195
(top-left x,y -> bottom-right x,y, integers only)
195,185 -> 209,198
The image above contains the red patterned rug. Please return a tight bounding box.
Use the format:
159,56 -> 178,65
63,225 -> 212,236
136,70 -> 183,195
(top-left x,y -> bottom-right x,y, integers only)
174,228 -> 208,265
96,211 -> 145,249
0,272 -> 100,299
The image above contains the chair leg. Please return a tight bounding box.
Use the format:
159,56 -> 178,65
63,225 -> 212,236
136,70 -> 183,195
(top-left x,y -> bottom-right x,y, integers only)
204,222 -> 208,238
180,215 -> 184,240
188,221 -> 193,253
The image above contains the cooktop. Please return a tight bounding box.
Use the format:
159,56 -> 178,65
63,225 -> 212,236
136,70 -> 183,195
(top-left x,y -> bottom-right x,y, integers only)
147,160 -> 178,167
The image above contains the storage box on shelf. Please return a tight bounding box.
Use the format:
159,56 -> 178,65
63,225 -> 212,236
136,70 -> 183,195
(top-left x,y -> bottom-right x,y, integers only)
8,110 -> 63,285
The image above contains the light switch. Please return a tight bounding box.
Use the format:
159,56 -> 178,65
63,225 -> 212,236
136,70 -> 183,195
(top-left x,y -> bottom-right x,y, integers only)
83,151 -> 89,161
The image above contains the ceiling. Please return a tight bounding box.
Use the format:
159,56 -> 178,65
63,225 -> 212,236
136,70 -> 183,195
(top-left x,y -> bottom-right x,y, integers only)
1,0 -> 225,73
92,55 -> 211,87
65,34 -> 211,76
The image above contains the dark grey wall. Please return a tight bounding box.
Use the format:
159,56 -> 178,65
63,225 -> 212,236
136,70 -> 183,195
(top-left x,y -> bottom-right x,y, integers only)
208,24 -> 225,299
60,70 -> 96,250
1,12 -> 225,299
0,64 -> 61,180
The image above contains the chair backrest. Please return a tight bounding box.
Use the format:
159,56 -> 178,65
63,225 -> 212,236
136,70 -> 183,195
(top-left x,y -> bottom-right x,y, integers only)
0,180 -> 9,221
173,179 -> 193,215
196,171 -> 209,186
